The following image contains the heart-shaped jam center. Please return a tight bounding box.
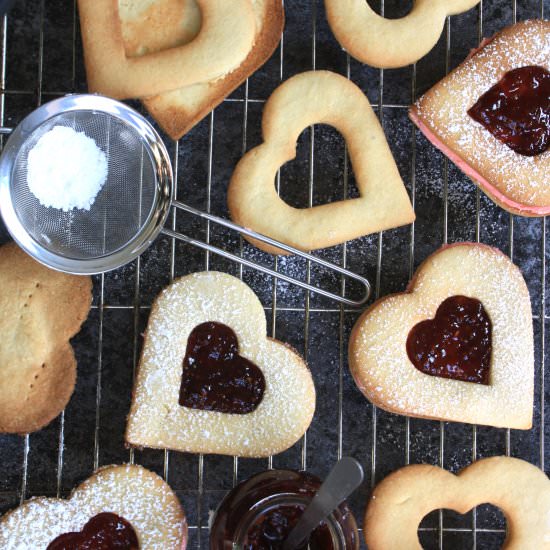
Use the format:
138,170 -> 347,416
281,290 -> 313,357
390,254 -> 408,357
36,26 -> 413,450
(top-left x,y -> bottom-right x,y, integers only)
406,296 -> 491,385
47,512 -> 139,550
179,322 -> 265,414
468,65 -> 550,156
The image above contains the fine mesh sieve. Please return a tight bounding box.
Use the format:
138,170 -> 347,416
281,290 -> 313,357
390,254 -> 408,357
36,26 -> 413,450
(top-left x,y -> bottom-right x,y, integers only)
0,94 -> 371,306
0,94 -> 172,273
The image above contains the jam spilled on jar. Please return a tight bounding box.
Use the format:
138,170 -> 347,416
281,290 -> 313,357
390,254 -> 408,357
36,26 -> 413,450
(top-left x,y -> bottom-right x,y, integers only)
47,512 -> 139,550
244,504 -> 332,550
467,65 -> 550,156
406,295 -> 492,385
179,321 -> 265,414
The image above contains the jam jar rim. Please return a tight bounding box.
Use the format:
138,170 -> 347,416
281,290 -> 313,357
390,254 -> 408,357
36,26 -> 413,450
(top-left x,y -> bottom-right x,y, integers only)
209,468 -> 359,550
233,492 -> 350,549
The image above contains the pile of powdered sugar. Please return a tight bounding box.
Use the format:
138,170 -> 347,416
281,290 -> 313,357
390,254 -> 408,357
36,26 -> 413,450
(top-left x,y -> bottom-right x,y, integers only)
26,125 -> 108,211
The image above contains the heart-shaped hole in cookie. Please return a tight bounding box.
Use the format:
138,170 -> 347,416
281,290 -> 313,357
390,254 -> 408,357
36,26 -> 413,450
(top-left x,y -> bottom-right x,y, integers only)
467,65 -> 550,156
47,512 -> 138,549
179,322 -> 266,414
406,295 -> 492,385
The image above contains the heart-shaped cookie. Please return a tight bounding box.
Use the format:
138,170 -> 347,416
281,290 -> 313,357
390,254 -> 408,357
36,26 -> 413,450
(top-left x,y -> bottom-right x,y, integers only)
125,271 -> 316,457
227,70 -> 415,254
410,20 -> 550,216
349,242 -> 533,429
138,0 -> 285,140
324,0 -> 480,68
0,242 -> 92,434
77,0 -> 256,99
364,456 -> 550,549
0,464 -> 187,550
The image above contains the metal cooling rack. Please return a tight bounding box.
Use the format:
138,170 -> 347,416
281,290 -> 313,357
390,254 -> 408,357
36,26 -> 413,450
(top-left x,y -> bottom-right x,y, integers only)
0,1 -> 548,549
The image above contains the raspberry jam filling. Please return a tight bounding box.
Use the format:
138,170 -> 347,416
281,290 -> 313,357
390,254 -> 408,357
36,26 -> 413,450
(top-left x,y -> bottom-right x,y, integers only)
468,65 -> 550,157
406,296 -> 492,385
47,512 -> 139,550
179,321 -> 265,414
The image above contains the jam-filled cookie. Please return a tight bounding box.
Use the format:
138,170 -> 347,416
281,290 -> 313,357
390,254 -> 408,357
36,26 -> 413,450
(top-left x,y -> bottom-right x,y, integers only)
126,271 -> 315,457
0,242 -> 92,434
410,20 -> 550,216
349,243 -> 533,429
0,464 -> 187,549
364,456 -> 550,549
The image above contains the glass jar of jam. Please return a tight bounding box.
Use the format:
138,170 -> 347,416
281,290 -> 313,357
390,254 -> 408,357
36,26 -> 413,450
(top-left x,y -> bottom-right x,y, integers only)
209,469 -> 359,550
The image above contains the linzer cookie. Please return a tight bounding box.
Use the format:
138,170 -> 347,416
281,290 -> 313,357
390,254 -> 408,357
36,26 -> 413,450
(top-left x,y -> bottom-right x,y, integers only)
325,0 -> 480,68
227,70 -> 415,254
364,457 -> 550,549
126,271 -> 315,457
410,20 -> 550,216
77,0 -> 256,99
349,243 -> 533,429
0,464 -> 187,549
0,242 -> 92,434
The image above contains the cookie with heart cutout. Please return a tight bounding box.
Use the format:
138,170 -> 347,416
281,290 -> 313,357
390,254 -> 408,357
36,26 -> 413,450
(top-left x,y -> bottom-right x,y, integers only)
227,70 -> 415,255
364,456 -> 550,549
134,0 -> 285,140
77,0 -> 256,99
349,242 -> 533,429
0,464 -> 187,549
410,20 -> 550,216
0,242 -> 92,434
324,0 -> 480,69
125,271 -> 316,457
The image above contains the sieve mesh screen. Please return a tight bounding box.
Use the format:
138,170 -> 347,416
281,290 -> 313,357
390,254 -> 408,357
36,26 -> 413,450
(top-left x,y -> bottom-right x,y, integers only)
10,110 -> 156,260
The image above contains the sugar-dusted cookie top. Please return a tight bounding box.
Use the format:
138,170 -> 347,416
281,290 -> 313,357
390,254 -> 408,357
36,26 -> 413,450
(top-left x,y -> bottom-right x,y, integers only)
410,20 -> 550,216
0,242 -> 92,434
364,456 -> 550,549
126,271 -> 316,457
349,242 -> 533,429
0,464 -> 187,550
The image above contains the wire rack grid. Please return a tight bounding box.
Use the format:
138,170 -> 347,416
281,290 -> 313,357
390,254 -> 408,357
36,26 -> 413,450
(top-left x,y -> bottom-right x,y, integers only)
0,1 -> 549,549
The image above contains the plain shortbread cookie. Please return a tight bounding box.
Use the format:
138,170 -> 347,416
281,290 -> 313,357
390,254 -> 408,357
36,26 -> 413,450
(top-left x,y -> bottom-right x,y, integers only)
227,70 -> 415,254
0,242 -> 92,434
364,456 -> 550,549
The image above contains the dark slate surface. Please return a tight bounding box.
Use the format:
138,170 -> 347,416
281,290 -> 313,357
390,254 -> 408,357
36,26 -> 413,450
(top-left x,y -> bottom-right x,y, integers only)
0,1 -> 549,549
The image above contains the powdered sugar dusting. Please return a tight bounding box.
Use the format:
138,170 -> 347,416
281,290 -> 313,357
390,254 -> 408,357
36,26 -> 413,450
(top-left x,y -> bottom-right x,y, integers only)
414,20 -> 550,207
350,244 -> 534,429
126,271 -> 315,457
0,465 -> 187,549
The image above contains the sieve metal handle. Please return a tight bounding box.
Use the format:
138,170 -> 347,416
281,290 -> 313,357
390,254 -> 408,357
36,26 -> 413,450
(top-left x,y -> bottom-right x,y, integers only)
163,200 -> 371,307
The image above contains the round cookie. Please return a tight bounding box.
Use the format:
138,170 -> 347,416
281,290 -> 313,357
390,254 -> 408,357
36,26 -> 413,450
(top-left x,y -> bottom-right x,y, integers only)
364,456 -> 550,549
325,0 -> 480,69
0,464 -> 188,549
349,242 -> 533,429
126,271 -> 316,457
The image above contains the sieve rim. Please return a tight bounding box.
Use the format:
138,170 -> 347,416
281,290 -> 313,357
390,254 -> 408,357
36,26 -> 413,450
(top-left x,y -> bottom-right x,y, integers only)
0,94 -> 173,274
